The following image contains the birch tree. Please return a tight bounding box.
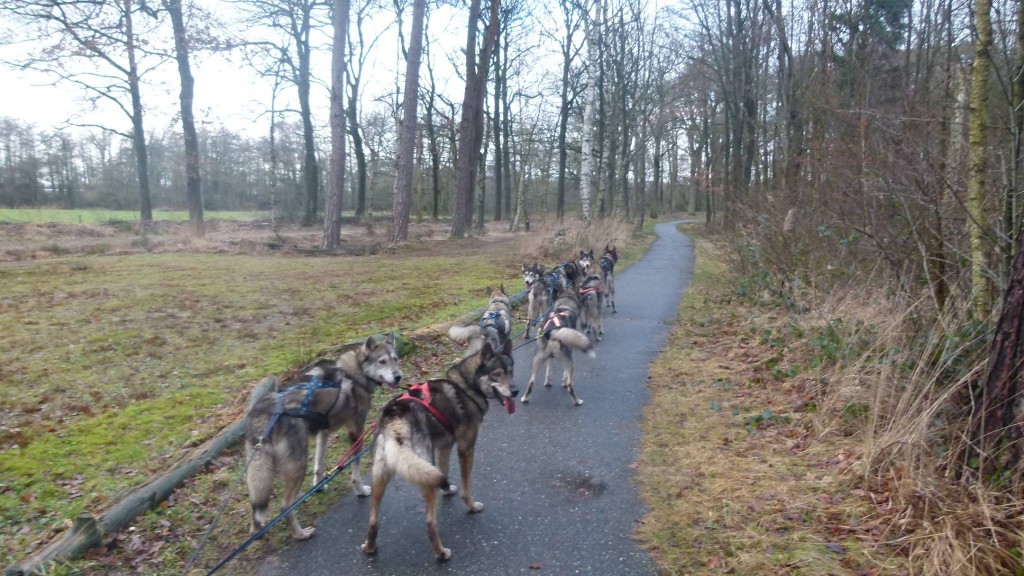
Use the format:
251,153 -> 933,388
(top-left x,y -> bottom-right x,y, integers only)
578,0 -> 599,222
968,0 -> 993,318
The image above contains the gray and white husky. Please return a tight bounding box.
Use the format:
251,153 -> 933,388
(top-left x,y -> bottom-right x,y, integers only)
520,292 -> 595,406
244,334 -> 402,540
521,263 -> 551,338
448,285 -> 513,357
599,245 -> 618,312
361,343 -> 518,562
577,273 -> 604,341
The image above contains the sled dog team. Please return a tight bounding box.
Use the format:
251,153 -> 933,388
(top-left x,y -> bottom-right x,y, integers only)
244,245 -> 618,562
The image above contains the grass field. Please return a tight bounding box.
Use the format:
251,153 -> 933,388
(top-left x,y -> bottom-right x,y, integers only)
0,208 -> 269,224
0,216 -> 653,574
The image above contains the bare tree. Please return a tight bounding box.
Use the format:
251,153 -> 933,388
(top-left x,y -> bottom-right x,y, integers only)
323,0 -> 349,249
163,0 -> 204,237
348,0 -> 388,219
4,0 -> 163,222
236,0 -> 328,227
968,0 -> 993,318
579,0 -> 599,222
554,0 -> 585,222
451,0 -> 501,237
391,0 -> 425,243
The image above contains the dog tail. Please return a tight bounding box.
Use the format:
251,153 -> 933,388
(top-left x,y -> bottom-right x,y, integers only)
378,418 -> 446,489
549,327 -> 597,358
245,443 -> 275,530
448,324 -> 482,344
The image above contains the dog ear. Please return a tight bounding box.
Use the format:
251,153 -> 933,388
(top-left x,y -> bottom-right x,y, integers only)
364,335 -> 377,351
385,332 -> 396,346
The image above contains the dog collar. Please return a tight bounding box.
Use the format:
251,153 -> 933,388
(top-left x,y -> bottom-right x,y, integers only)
399,382 -> 455,434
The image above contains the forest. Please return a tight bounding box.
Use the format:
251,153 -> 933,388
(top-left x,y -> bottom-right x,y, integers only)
4,0 -> 1024,571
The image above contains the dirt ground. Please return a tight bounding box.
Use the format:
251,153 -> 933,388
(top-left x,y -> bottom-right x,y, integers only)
0,217 -> 531,262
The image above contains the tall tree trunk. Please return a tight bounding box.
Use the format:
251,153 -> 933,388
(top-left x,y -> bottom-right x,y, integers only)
391,0 -> 425,243
299,3 -> 320,228
124,0 -> 153,223
973,229 -> 1024,478
1009,0 -> 1024,272
451,0 -> 500,237
165,0 -> 203,238
968,0 -> 993,318
323,0 -> 349,249
579,0 -> 596,222
492,34 -> 503,221
510,112 -> 541,232
501,34 -> 512,220
348,91 -> 368,219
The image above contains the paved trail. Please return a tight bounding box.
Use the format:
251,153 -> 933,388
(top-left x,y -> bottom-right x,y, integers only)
256,221 -> 694,575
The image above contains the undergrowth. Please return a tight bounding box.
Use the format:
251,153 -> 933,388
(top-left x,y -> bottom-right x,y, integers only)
722,209 -> 1024,574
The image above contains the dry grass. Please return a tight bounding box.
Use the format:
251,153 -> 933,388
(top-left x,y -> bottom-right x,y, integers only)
683,210 -> 1024,575
637,228 -> 891,575
807,290 -> 1024,575
518,217 -> 640,264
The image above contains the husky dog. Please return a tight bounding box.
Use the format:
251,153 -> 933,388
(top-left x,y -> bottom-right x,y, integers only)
361,343 -> 518,562
522,263 -> 551,337
577,249 -> 595,277
577,274 -> 604,341
244,335 -> 403,540
549,259 -> 581,294
448,285 -> 513,357
521,292 -> 596,406
599,244 -> 618,312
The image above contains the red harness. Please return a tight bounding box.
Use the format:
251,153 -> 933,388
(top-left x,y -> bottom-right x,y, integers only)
578,286 -> 602,295
398,382 -> 454,434
542,311 -> 570,334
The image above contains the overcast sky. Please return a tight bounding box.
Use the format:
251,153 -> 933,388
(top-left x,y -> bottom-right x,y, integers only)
0,2 -> 482,139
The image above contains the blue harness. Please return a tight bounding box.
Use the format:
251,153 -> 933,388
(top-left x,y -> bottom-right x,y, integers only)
256,374 -> 341,446
599,256 -> 614,273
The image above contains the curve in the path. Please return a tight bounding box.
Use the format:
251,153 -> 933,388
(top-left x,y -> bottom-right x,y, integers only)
255,221 -> 694,576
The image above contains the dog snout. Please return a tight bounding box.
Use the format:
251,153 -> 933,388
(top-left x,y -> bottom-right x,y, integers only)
393,373 -> 403,384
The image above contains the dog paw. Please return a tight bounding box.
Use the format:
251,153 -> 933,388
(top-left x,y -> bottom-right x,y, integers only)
361,542 -> 377,555
441,484 -> 459,496
354,484 -> 371,497
294,526 -> 316,540
468,501 -> 484,513
520,394 -> 530,403
574,398 -> 584,406
437,547 -> 452,562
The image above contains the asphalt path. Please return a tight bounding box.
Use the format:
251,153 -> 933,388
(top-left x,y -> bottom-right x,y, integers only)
255,221 -> 694,576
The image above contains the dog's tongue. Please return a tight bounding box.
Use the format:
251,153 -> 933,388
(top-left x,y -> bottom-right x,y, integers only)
502,395 -> 516,415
